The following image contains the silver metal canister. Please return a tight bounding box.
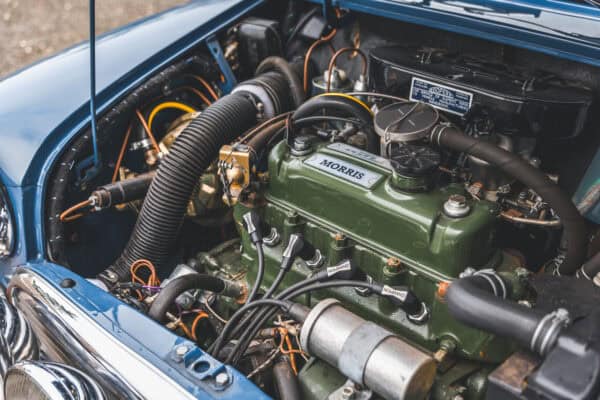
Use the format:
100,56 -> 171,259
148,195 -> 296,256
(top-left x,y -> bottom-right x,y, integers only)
300,299 -> 436,400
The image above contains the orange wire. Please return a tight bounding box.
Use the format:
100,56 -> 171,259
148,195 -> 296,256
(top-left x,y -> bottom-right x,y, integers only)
303,31 -> 337,94
191,75 -> 219,101
284,334 -> 298,374
326,47 -> 368,92
59,199 -> 93,222
112,124 -> 133,183
191,311 -> 209,341
130,259 -> 159,300
178,321 -> 193,339
181,86 -> 212,106
135,110 -> 161,153
130,259 -> 160,286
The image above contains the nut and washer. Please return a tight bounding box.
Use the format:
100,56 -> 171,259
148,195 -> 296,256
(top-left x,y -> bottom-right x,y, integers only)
443,194 -> 471,218
263,227 -> 281,247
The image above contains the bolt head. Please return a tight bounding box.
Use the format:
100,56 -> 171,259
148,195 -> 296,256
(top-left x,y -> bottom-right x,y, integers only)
386,257 -> 402,270
175,345 -> 189,356
443,194 -> 470,218
215,372 -> 230,387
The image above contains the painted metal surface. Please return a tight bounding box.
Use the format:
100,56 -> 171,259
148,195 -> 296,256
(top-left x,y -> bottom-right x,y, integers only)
309,0 -> 600,67
231,141 -> 518,362
0,0 -> 264,265
266,141 -> 498,279
0,0 -> 263,187
9,263 -> 270,399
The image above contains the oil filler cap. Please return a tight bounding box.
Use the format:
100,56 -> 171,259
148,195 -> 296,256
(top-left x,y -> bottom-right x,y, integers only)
374,102 -> 439,144
389,144 -> 440,177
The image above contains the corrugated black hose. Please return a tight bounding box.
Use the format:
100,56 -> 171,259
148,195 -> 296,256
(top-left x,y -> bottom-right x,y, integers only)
100,93 -> 258,283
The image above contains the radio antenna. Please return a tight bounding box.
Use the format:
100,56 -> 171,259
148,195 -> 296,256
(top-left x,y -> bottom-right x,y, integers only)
88,0 -> 100,171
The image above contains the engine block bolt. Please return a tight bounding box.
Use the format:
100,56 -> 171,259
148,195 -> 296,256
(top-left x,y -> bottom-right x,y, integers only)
385,257 -> 403,272
286,211 -> 300,224
334,233 -> 348,246
215,372 -> 230,388
443,194 -> 470,218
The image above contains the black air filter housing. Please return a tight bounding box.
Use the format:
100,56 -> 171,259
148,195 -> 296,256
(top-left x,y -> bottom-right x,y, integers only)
370,46 -> 593,140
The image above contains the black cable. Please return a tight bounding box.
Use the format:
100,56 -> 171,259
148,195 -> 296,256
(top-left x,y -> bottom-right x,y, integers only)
284,7 -> 320,48
228,280 -> 381,365
212,270 -> 325,358
264,268 -> 286,299
293,116 -> 366,128
247,244 -> 265,303
211,298 -> 292,357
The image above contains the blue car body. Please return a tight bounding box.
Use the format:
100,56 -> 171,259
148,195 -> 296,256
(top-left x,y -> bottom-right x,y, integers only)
1,0 -> 599,397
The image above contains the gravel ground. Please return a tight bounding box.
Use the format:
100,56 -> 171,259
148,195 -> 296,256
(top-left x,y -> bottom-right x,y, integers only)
0,0 -> 183,78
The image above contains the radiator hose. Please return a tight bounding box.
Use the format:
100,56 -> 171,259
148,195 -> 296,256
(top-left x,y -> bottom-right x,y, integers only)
446,272 -> 570,356
430,125 -> 587,276
148,274 -> 244,323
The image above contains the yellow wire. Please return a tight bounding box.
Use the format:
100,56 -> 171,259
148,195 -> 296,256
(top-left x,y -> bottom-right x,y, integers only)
315,92 -> 373,116
147,101 -> 196,132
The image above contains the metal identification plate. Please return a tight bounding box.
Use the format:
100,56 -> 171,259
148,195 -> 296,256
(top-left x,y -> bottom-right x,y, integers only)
304,154 -> 383,189
409,77 -> 473,115
327,142 -> 392,170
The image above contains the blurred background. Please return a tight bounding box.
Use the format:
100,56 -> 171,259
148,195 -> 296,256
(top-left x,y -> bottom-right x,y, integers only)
0,0 -> 182,78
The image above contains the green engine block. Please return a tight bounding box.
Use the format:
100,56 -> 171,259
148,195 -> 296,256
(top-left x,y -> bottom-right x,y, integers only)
229,140 -> 526,399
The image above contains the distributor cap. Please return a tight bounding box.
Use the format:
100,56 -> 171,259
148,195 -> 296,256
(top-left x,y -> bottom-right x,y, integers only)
390,143 -> 440,177
374,102 -> 439,143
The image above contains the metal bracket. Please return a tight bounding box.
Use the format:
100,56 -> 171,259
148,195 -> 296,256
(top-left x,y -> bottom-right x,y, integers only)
206,35 -> 236,94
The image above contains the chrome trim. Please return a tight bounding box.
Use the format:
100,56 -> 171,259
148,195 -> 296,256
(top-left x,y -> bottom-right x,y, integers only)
4,361 -> 105,400
0,291 -> 38,379
8,269 -> 197,400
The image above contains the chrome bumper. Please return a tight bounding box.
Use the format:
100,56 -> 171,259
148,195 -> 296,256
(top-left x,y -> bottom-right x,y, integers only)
7,267 -> 197,400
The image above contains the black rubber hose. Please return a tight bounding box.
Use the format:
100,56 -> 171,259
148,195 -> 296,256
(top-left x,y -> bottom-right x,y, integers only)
291,95 -> 376,151
579,251 -> 600,279
102,93 -> 258,283
292,95 -> 372,125
431,125 -> 587,276
446,275 -> 541,347
148,274 -> 226,323
256,56 -> 304,108
92,172 -> 155,208
273,357 -> 302,400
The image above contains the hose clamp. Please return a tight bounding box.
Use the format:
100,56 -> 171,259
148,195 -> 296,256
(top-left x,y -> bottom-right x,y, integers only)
460,268 -> 507,299
530,308 -> 570,356
430,122 -> 453,147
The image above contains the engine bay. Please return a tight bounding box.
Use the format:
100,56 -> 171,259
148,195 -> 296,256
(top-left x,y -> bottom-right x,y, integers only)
43,2 -> 600,399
